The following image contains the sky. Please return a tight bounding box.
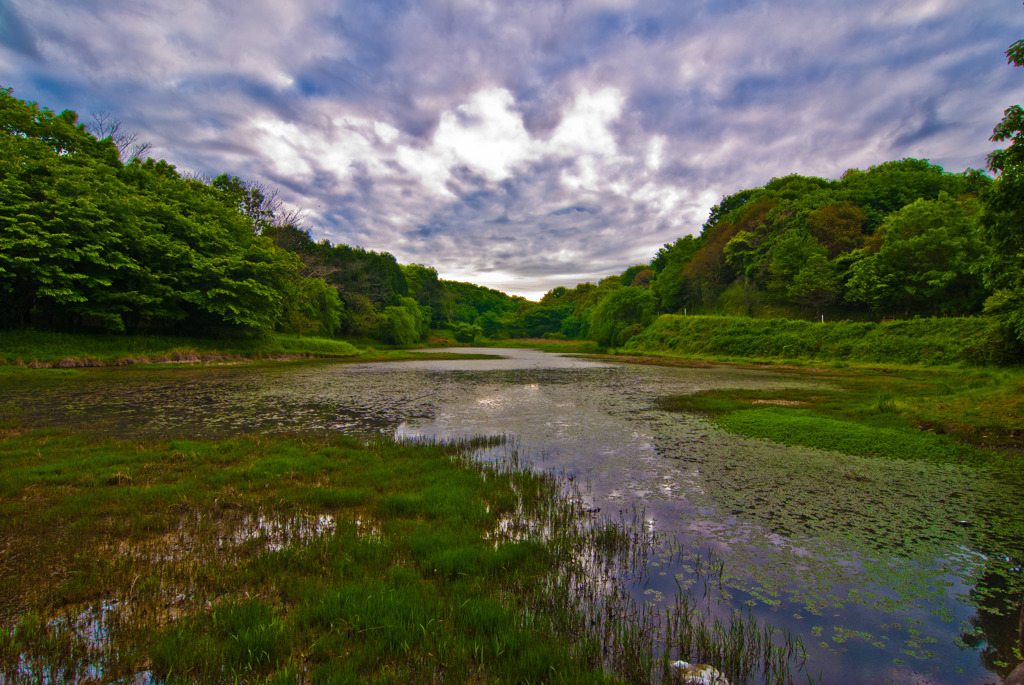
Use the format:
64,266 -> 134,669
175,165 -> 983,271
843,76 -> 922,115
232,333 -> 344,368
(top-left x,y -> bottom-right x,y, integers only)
2,0 -> 1023,300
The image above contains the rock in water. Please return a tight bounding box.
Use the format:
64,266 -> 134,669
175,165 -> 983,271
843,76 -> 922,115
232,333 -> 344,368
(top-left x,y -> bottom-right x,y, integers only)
669,660 -> 730,685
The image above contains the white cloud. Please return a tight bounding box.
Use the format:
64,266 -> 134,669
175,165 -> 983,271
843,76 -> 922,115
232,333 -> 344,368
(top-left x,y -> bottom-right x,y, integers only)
395,143 -> 456,198
250,119 -> 313,177
550,87 -> 624,156
433,88 -> 536,181
645,135 -> 665,171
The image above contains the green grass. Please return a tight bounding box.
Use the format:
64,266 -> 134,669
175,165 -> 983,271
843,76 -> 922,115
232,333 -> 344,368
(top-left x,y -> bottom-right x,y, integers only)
0,428 -> 626,683
0,328 -> 363,366
0,419 -> 816,684
716,407 -> 981,464
656,363 -> 1024,470
625,314 -> 1022,366
0,415 -> 814,684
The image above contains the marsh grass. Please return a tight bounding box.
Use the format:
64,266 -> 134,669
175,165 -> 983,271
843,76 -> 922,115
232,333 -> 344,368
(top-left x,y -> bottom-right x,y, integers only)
0,421 -> 812,684
0,329 -> 361,366
657,364 -> 1024,469
716,408 -> 978,463
873,391 -> 898,414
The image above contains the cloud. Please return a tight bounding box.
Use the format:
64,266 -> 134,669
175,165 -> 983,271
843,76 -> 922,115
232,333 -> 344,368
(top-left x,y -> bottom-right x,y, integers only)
0,0 -> 40,59
3,0 -> 1024,299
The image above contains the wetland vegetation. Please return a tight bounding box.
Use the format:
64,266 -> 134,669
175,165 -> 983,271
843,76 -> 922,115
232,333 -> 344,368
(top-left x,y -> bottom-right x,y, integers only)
0,405 -> 811,684
653,359 -> 1024,465
1,349 -> 1022,683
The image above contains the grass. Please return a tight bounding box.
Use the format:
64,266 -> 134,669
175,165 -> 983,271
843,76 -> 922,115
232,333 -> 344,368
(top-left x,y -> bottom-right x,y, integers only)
625,314 -> 1022,367
0,416 -> 813,684
0,329 -> 520,373
654,362 -> 1024,470
477,338 -> 603,354
0,328 -> 363,366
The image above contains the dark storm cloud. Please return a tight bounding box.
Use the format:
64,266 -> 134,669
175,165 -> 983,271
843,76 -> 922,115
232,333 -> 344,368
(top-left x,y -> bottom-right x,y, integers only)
1,0 -> 1022,298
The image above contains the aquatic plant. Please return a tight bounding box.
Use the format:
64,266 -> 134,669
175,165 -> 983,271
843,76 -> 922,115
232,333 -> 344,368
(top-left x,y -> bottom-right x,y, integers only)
0,424 -> 813,683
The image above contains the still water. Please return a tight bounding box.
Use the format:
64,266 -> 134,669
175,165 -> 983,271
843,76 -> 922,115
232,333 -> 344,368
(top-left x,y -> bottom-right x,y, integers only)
4,348 -> 1021,684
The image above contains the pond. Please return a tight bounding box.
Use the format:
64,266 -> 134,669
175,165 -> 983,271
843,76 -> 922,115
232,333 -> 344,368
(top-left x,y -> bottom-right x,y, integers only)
3,347 -> 1021,684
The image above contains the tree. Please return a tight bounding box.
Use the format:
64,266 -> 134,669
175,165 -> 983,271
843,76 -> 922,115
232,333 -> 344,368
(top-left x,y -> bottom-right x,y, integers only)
845,194 -> 987,316
806,202 -> 867,257
788,254 -> 839,316
0,89 -> 308,335
839,158 -> 978,232
619,264 -> 649,287
651,235 -> 703,312
87,111 -> 152,162
701,188 -> 757,233
980,38 -> 1024,342
378,297 -> 427,345
765,231 -> 827,301
588,286 -> 657,347
402,263 -> 444,326
212,174 -> 282,234
452,321 -> 482,343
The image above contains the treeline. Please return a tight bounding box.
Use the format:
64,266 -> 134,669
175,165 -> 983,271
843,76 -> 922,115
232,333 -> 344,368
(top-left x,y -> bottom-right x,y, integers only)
651,161 -> 990,319
0,87 -> 522,344
504,159 -> 1000,347
6,38 -> 1024,356
485,40 -> 1024,352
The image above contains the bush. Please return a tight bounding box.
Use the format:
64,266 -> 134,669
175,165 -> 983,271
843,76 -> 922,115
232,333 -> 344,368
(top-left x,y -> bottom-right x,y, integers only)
377,297 -> 428,345
624,314 -> 1021,365
452,322 -> 482,343
589,287 -> 657,347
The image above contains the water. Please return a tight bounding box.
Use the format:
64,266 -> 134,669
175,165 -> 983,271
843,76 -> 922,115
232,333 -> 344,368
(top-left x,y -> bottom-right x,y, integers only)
3,348 -> 1021,684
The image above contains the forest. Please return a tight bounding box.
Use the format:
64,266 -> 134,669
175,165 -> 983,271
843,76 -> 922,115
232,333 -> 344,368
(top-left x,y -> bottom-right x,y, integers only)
2,46 -> 1024,358
0,86 -> 523,345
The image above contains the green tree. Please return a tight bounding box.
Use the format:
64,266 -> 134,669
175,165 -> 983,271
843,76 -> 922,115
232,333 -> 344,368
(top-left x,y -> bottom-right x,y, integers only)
588,286 -> 657,347
378,297 -> 427,345
619,264 -> 650,288
211,174 -> 283,234
806,202 -> 867,257
845,194 -> 988,316
402,264 -> 444,326
651,235 -> 703,312
279,276 -> 343,336
0,89 -> 304,335
765,231 -> 828,301
452,321 -> 482,343
980,38 -> 1024,342
788,254 -> 839,316
839,158 -> 982,232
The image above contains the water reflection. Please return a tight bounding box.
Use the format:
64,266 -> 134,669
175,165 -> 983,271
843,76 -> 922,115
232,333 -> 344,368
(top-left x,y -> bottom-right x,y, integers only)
3,347 -> 1021,683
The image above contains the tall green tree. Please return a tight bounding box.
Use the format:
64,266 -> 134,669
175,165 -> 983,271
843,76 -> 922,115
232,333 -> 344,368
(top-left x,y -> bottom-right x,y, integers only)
845,194 -> 987,316
650,235 -> 703,312
588,286 -> 657,347
0,88 -> 303,335
402,264 -> 445,326
806,202 -> 867,257
378,296 -> 428,345
981,38 -> 1024,342
788,254 -> 839,316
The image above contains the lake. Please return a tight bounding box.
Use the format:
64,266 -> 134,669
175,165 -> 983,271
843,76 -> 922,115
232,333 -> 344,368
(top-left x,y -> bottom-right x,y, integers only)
4,347 -> 1021,684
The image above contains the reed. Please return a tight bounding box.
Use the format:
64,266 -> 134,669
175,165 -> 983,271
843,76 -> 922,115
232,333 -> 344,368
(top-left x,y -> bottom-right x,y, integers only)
0,422 -> 811,683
